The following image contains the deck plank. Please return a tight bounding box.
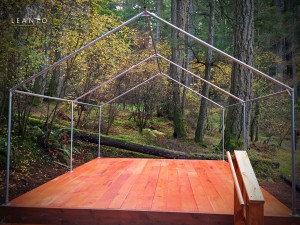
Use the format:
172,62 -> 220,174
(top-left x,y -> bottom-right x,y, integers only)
108,159 -> 148,209
152,159 -> 169,211
3,158 -> 297,225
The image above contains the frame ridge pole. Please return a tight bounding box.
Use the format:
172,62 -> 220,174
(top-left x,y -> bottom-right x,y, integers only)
291,89 -> 297,215
98,107 -> 102,158
243,103 -> 247,150
5,90 -> 13,205
222,108 -> 225,160
70,101 -> 74,172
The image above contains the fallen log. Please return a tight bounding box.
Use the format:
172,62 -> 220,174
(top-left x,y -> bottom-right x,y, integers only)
280,175 -> 300,192
75,131 -> 222,160
75,131 -> 189,159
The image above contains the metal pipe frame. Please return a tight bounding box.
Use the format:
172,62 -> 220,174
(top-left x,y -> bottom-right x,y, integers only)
146,10 -> 292,92
98,107 -> 102,158
75,54 -> 156,101
14,90 -> 73,103
243,103 -> 247,150
70,101 -> 74,172
11,11 -> 145,92
160,72 -> 224,109
15,90 -> 102,110
222,108 -> 225,160
291,90 -> 297,215
5,90 -> 13,205
225,90 -> 289,109
100,73 -> 161,108
75,101 -> 101,109
245,90 -> 288,103
157,54 -> 245,103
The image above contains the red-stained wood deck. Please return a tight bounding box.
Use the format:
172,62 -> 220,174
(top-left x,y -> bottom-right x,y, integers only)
1,158 -> 299,225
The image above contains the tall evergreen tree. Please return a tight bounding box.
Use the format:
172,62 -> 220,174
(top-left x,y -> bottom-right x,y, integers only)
224,0 -> 254,150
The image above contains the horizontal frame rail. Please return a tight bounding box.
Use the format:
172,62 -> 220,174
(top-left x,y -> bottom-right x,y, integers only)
225,89 -> 289,108
14,90 -> 73,102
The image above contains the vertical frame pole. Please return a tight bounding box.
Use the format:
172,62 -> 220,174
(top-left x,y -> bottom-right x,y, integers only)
291,90 -> 297,215
70,101 -> 74,172
243,103 -> 247,150
98,107 -> 102,158
222,108 -> 225,160
5,90 -> 13,205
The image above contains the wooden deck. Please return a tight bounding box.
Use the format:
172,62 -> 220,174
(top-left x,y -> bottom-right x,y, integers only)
1,158 -> 299,225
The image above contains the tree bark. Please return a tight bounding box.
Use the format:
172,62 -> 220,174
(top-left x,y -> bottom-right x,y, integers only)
195,0 -> 215,143
170,0 -> 189,138
48,50 -> 61,97
181,0 -> 195,115
250,102 -> 259,142
156,0 -> 161,42
224,0 -> 254,150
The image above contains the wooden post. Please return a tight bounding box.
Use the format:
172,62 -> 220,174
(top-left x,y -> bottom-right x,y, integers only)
246,201 -> 264,225
233,151 -> 265,225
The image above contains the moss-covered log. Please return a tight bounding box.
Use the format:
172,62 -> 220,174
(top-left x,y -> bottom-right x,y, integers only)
75,131 -> 221,160
76,132 -> 188,159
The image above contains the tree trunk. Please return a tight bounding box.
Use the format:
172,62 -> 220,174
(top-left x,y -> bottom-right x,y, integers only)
250,102 -> 259,142
48,50 -> 61,97
170,0 -> 189,138
181,0 -> 195,115
194,0 -> 215,143
224,0 -> 254,150
156,0 -> 161,42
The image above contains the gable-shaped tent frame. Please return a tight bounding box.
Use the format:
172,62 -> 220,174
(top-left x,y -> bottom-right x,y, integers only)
5,9 -> 297,215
